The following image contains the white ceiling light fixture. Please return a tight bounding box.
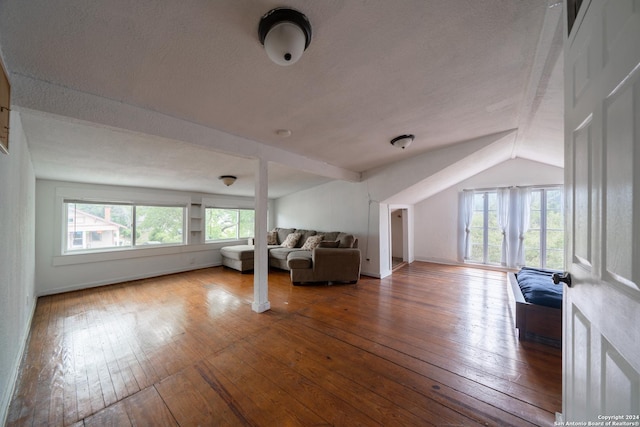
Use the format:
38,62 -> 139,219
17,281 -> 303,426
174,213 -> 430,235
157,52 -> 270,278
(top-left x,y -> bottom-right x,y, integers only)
276,129 -> 292,137
258,8 -> 312,66
219,175 -> 237,186
390,134 -> 415,149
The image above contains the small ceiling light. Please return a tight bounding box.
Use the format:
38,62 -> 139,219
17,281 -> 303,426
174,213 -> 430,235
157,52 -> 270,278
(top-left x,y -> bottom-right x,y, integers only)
219,175 -> 237,186
276,129 -> 292,137
390,134 -> 415,149
258,8 -> 312,66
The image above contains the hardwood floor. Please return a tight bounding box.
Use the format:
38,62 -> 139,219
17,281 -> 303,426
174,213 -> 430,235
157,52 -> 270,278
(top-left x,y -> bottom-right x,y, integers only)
7,262 -> 561,426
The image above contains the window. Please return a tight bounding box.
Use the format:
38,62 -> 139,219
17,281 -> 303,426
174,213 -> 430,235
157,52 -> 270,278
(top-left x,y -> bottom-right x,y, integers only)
460,186 -> 564,269
64,201 -> 185,253
468,191 -> 503,265
205,208 -> 255,242
135,205 -> 185,245
524,188 -> 564,270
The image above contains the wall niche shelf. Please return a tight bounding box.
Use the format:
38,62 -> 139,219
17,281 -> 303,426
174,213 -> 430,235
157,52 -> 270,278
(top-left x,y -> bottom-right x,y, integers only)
189,201 -> 203,244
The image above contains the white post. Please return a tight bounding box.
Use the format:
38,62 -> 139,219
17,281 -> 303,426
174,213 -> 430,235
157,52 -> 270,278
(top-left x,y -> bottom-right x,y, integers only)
252,158 -> 270,313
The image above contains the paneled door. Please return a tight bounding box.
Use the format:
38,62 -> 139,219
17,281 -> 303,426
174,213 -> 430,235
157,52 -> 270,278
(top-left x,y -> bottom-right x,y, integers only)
563,0 -> 640,421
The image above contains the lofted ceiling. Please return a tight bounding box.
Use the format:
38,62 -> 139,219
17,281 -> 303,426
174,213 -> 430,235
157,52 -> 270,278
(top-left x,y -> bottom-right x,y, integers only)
0,0 -> 564,199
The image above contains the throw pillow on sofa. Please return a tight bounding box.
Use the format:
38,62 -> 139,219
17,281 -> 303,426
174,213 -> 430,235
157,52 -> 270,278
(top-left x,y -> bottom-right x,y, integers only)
294,229 -> 317,248
301,234 -> 324,250
267,231 -> 278,245
275,228 -> 295,244
281,232 -> 302,248
337,232 -> 355,248
318,240 -> 339,248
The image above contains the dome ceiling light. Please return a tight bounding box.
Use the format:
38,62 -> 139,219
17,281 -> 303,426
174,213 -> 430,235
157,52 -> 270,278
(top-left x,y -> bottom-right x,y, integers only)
258,8 -> 312,66
276,129 -> 292,137
390,134 -> 415,149
219,175 -> 237,186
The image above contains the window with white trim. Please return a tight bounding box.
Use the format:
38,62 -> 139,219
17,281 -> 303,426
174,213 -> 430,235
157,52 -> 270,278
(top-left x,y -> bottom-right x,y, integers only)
468,191 -> 503,265
524,188 -> 564,270
205,208 -> 255,242
64,201 -> 185,253
461,186 -> 564,269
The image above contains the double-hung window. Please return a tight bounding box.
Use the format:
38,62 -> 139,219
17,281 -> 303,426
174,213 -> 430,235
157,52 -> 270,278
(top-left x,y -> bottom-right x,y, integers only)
64,201 -> 185,253
205,208 -> 255,242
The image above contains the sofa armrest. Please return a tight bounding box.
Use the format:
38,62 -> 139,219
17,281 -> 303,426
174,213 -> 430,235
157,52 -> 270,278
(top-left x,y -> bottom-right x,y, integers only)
312,247 -> 361,279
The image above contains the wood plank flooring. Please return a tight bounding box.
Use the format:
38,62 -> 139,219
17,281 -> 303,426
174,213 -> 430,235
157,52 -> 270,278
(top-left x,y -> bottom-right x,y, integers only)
7,262 -> 562,426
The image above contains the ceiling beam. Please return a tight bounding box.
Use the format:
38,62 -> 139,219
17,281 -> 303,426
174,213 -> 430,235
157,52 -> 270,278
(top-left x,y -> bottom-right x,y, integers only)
364,129 -> 517,204
11,73 -> 361,183
511,0 -> 564,160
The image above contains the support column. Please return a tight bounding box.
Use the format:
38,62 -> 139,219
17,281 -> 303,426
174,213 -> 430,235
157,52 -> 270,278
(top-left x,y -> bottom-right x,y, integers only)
252,158 -> 270,313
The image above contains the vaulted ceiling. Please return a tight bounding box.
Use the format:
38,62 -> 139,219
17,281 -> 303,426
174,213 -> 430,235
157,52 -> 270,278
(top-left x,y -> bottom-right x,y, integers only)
0,0 -> 564,200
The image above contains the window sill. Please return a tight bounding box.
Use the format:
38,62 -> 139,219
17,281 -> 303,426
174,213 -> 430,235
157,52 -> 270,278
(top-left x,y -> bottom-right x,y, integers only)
53,243 -> 216,266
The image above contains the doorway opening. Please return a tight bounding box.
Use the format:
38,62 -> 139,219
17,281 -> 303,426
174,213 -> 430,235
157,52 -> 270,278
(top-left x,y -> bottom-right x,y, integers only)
390,208 -> 408,271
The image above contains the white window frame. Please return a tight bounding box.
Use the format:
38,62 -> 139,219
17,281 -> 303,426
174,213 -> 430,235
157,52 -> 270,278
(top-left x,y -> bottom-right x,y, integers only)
527,186 -> 564,270
55,185 -> 191,258
468,190 -> 502,266
65,201 -> 133,252
63,200 -> 187,254
204,207 -> 255,243
461,185 -> 564,269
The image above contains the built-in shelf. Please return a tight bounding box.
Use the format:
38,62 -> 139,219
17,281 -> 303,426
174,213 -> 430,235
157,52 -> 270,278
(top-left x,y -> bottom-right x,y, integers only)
189,202 -> 203,244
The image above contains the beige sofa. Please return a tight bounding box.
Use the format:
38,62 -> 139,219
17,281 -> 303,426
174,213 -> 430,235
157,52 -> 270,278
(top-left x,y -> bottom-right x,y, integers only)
220,227 -> 361,285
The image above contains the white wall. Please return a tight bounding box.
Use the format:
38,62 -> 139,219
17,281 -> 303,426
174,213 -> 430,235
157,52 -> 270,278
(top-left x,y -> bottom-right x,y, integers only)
272,138 -> 537,278
414,158 -> 564,265
274,158 -> 563,277
0,112 -> 36,424
35,180 -> 264,295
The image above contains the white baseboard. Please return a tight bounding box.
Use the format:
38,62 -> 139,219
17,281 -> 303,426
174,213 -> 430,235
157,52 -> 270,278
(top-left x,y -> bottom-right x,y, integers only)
414,256 -> 465,266
38,262 -> 222,297
360,271 -> 382,279
414,257 -> 516,273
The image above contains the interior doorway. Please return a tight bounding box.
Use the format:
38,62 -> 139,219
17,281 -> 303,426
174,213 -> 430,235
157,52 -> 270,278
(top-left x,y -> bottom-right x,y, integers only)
390,208 -> 408,271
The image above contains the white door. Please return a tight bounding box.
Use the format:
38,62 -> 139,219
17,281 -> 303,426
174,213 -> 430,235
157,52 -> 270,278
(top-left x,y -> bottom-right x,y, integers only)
564,0 -> 640,421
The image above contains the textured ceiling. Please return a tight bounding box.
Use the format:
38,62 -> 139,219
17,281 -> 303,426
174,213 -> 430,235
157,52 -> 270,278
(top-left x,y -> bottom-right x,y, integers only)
0,0 -> 564,198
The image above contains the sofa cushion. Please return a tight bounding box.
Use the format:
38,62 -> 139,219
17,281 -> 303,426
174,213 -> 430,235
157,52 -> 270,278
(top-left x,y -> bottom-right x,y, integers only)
322,231 -> 340,242
281,232 -> 302,248
267,231 -> 278,245
336,233 -> 356,248
301,234 -> 324,250
269,247 -> 302,260
294,229 -> 316,248
275,228 -> 296,245
287,251 -> 312,269
319,240 -> 340,248
220,245 -> 255,261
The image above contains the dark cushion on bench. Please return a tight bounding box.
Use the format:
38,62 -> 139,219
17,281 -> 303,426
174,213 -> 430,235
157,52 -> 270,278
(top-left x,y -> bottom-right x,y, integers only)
516,267 -> 563,309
